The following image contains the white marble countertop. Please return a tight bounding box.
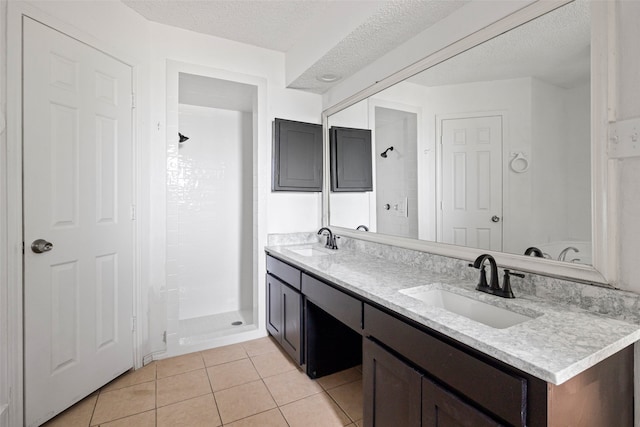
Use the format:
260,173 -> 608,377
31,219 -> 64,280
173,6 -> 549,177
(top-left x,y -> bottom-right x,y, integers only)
265,243 -> 640,385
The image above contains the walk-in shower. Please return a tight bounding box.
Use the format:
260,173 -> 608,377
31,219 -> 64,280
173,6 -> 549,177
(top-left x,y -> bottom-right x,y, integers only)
164,63 -> 265,356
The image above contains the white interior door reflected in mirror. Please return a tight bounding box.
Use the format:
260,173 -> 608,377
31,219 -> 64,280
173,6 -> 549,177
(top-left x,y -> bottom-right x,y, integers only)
438,116 -> 503,251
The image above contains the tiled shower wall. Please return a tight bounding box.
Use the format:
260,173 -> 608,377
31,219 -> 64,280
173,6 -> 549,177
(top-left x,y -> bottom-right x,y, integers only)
167,104 -> 253,325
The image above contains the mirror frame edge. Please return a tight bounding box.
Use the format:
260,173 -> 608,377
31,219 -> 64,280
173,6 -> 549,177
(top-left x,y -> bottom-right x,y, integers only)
321,0 -> 616,287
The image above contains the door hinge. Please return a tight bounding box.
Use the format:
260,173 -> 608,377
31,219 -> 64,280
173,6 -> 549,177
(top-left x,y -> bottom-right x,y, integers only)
162,331 -> 167,343
131,93 -> 136,109
130,204 -> 136,220
131,316 -> 137,332
22,242 -> 25,254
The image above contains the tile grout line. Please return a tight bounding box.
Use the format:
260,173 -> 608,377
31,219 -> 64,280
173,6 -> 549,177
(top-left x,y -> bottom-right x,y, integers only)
238,350 -> 288,425
324,378 -> 362,423
91,409 -> 156,427
247,345 -> 347,426
154,364 -> 158,427
324,391 -> 352,424
201,350 -> 225,427
87,392 -> 99,427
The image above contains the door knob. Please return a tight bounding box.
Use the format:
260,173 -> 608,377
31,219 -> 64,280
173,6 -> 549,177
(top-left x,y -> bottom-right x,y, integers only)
491,215 -> 501,223
31,239 -> 53,253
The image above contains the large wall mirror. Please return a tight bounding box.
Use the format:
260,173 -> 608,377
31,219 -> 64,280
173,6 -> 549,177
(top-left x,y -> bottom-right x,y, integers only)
324,0 -> 614,285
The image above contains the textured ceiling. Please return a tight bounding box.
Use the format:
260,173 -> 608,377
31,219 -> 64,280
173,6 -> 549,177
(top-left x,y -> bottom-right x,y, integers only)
408,1 -> 591,89
122,0 -> 377,52
122,0 -> 468,93
287,0 -> 468,93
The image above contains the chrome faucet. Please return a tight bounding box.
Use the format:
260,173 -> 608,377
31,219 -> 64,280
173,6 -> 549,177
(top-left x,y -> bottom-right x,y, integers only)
469,254 -> 524,299
317,227 -> 338,250
558,246 -> 579,262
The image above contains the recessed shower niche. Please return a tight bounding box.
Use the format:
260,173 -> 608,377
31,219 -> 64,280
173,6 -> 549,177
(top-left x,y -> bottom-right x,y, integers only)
165,63 -> 265,354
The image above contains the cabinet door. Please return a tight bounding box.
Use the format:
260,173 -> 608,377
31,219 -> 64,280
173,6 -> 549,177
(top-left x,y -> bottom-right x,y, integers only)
363,338 -> 421,427
422,378 -> 504,427
272,118 -> 323,191
281,284 -> 302,364
330,126 -> 373,192
266,274 -> 282,341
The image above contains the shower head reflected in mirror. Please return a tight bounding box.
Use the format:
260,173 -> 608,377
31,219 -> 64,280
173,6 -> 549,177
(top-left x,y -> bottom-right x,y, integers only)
179,132 -> 189,143
380,146 -> 394,158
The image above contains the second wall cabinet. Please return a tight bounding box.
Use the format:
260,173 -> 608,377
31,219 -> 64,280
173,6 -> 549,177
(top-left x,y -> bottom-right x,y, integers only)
330,126 -> 373,192
272,118 -> 322,192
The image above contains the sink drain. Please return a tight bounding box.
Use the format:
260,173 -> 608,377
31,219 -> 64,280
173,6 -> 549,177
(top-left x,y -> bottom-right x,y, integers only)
231,321 -> 243,326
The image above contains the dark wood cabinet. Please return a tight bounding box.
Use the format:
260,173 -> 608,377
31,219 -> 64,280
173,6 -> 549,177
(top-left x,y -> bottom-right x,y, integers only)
265,251 -> 634,427
280,283 -> 302,362
272,118 -> 322,192
363,303 -> 527,426
363,337 -> 503,427
363,338 -> 421,427
330,126 -> 373,192
266,274 -> 283,339
302,273 -> 362,332
265,275 -> 303,364
363,302 -> 634,427
265,255 -> 303,364
422,378 -> 504,427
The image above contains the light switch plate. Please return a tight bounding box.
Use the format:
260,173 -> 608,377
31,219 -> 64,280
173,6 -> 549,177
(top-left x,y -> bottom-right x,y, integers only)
608,118 -> 640,159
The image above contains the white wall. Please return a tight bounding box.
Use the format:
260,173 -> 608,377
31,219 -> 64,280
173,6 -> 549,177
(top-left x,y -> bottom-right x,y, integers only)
530,79 -> 591,251
0,0 -> 8,423
565,85 -> 591,242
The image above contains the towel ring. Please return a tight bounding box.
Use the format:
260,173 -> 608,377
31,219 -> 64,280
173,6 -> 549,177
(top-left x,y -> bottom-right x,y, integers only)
510,152 -> 529,173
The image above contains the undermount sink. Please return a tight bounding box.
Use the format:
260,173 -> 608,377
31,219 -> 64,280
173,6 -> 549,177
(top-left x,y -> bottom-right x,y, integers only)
400,288 -> 535,329
288,247 -> 329,257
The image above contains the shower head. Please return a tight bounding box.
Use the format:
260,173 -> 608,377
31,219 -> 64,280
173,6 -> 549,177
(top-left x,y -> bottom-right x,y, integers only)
179,132 -> 189,143
380,146 -> 394,158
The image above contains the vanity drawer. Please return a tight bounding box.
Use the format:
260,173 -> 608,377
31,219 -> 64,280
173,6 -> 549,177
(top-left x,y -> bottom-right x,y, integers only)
364,303 -> 526,427
302,273 -> 362,332
266,255 -> 301,290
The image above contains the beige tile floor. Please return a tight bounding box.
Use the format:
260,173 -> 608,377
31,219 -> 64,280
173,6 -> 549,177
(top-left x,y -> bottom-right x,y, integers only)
42,336 -> 364,427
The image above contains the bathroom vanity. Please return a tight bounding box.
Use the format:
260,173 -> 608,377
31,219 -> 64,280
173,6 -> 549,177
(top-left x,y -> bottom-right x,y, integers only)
265,241 -> 640,427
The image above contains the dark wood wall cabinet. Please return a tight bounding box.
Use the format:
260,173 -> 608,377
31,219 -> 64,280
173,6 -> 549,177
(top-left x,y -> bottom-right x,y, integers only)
330,126 -> 373,192
272,118 -> 322,192
264,252 -> 634,427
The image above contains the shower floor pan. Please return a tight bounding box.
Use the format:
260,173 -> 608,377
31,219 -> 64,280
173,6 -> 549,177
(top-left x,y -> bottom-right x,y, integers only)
178,309 -> 255,346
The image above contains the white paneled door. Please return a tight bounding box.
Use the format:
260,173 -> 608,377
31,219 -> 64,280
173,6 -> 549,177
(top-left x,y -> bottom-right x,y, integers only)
439,116 -> 503,251
23,18 -> 134,426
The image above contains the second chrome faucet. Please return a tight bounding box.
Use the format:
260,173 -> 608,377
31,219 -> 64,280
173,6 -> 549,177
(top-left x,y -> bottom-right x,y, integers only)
469,254 -> 524,299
